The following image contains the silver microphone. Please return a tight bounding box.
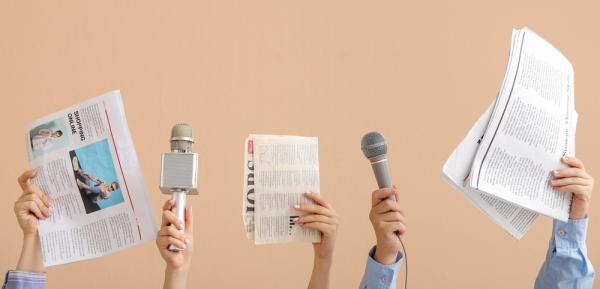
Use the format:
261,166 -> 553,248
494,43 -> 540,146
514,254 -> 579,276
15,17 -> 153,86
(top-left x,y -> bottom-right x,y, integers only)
159,123 -> 199,251
361,131 -> 395,200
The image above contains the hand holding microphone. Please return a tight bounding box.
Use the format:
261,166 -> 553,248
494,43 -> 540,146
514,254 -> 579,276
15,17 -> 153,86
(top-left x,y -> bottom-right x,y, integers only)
361,132 -> 406,265
160,124 -> 199,252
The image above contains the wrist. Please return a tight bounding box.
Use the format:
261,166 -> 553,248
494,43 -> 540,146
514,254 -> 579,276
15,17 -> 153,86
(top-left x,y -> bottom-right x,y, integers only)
373,244 -> 398,265
166,264 -> 190,276
313,252 -> 333,269
163,265 -> 190,289
569,210 -> 587,220
17,233 -> 44,273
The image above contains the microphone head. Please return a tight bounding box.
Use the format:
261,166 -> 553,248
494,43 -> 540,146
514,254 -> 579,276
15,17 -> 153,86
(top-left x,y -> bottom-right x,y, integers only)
170,123 -> 194,152
361,131 -> 387,161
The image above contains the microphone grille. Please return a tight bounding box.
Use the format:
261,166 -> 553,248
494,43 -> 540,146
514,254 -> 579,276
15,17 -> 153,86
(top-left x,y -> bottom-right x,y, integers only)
170,123 -> 194,152
361,131 -> 387,160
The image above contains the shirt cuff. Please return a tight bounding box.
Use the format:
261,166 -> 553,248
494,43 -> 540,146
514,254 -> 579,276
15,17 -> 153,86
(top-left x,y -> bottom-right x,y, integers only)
553,217 -> 588,250
361,246 -> 403,289
3,270 -> 47,289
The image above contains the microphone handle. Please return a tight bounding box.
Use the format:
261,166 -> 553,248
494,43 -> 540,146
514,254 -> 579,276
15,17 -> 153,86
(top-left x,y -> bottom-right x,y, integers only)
371,160 -> 396,201
371,160 -> 401,239
168,191 -> 187,252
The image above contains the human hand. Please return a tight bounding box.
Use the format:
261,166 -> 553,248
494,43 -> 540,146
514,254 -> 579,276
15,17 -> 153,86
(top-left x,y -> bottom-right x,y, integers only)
295,192 -> 340,262
550,157 -> 594,220
369,187 -> 405,265
14,170 -> 50,273
156,200 -> 193,272
14,170 -> 51,237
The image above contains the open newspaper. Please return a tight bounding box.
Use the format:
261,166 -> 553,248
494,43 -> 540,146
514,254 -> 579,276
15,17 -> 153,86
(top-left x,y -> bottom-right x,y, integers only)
443,28 -> 577,239
26,91 -> 158,266
242,134 -> 321,244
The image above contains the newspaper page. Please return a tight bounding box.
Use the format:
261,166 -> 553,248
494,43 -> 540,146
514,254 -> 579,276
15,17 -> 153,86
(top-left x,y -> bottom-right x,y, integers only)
243,134 -> 321,244
469,28 -> 576,221
25,90 -> 158,266
443,100 -> 538,239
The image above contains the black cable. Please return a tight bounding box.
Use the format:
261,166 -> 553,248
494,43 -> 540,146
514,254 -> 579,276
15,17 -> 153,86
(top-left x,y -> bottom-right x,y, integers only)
398,235 -> 408,289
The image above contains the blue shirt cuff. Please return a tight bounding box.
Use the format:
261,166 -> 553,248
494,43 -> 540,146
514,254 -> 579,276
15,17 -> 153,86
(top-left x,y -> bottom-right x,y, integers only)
553,217 -> 588,250
3,270 -> 47,289
359,246 -> 403,289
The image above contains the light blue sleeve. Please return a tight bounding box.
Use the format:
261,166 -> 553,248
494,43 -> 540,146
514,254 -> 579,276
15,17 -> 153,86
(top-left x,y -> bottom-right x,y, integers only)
535,217 -> 595,289
358,246 -> 403,289
2,271 -> 47,289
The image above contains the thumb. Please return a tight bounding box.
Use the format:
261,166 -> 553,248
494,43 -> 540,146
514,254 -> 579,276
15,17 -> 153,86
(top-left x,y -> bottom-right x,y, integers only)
392,185 -> 400,203
18,170 -> 37,190
184,205 -> 193,235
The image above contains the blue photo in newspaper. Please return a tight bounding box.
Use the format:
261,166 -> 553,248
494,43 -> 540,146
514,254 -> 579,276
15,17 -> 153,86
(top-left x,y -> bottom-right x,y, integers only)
69,139 -> 125,214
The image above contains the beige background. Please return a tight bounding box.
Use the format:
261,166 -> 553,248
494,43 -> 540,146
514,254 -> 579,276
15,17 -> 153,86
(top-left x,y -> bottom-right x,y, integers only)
0,1 -> 598,288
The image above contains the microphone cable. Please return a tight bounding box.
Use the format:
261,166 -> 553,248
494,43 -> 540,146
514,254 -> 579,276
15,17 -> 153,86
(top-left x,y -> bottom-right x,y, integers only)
398,235 -> 408,289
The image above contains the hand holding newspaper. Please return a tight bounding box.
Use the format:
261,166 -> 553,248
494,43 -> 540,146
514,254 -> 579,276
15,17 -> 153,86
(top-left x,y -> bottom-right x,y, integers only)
443,28 -> 577,239
242,134 -> 321,244
26,91 -> 157,266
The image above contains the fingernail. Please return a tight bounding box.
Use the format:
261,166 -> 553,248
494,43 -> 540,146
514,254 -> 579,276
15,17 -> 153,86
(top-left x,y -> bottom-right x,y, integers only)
552,170 -> 558,176
294,204 -> 300,209
562,156 -> 568,161
181,244 -> 187,249
185,238 -> 190,244
179,225 -> 184,230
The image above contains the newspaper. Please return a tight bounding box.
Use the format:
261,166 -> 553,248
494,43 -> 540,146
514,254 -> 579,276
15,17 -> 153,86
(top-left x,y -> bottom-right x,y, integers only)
25,90 -> 158,266
242,134 -> 321,244
443,100 -> 539,239
442,28 -> 577,238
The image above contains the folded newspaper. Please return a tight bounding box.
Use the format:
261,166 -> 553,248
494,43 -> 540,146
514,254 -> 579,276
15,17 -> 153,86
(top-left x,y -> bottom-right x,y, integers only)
242,134 -> 321,244
442,28 -> 577,239
26,90 -> 158,266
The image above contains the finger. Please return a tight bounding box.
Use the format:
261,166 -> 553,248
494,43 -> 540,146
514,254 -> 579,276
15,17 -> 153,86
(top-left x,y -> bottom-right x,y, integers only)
383,222 -> 407,236
552,168 -> 590,179
373,199 -> 402,214
555,185 -> 589,196
160,200 -> 176,227
379,211 -> 405,223
300,222 -> 336,236
372,188 -> 396,206
184,205 -> 193,235
303,192 -> 332,209
28,201 -> 46,220
31,196 -> 51,218
162,199 -> 175,211
297,214 -> 336,225
562,156 -> 584,170
156,236 -> 171,247
161,210 -> 183,230
392,185 -> 400,203
17,170 -> 37,190
165,236 -> 187,250
550,177 -> 591,187
29,185 -> 51,207
294,204 -> 335,218
159,226 -> 187,242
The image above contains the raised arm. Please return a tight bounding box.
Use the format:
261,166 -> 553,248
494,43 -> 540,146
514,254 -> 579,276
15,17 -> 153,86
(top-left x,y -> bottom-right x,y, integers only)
535,157 -> 595,289
157,200 -> 194,289
294,192 -> 340,289
2,170 -> 51,289
359,187 -> 405,289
